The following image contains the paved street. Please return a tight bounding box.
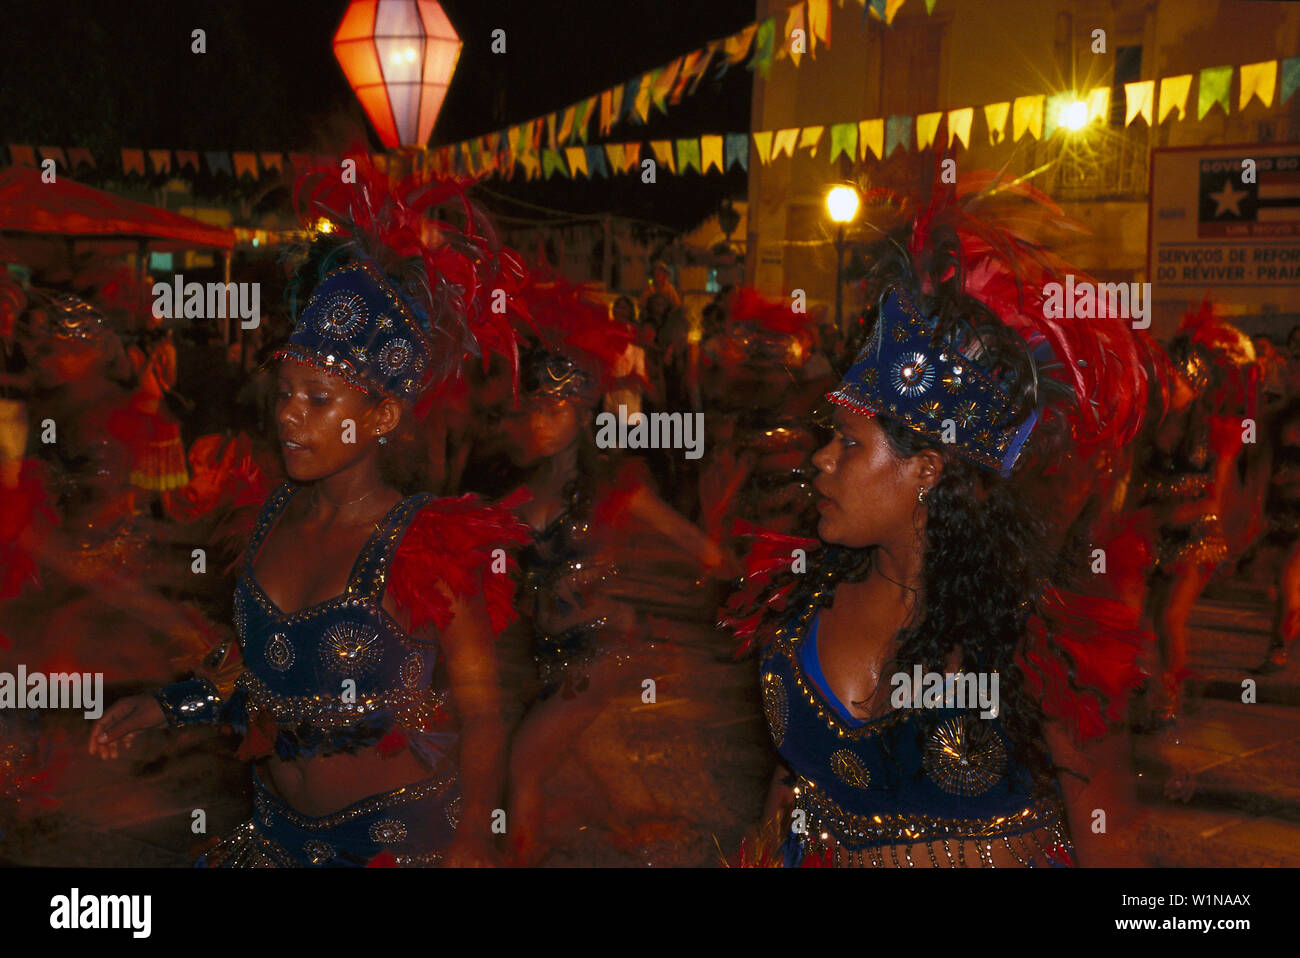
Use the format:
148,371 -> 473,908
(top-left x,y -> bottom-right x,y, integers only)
3,574 -> 1298,868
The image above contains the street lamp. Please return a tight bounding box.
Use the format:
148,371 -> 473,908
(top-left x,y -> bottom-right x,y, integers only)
825,185 -> 860,337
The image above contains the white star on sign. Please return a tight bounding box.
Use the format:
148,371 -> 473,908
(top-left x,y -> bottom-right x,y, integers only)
1209,179 -> 1247,217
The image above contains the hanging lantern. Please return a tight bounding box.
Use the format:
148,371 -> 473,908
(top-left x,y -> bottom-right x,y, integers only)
333,0 -> 462,149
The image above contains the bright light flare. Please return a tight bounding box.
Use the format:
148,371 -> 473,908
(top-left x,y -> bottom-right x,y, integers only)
826,185 -> 860,224
1063,100 -> 1089,131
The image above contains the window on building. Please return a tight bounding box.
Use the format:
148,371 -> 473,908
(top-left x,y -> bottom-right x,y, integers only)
1111,45 -> 1142,126
880,20 -> 943,117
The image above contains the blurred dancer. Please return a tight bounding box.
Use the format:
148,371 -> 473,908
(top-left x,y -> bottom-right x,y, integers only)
499,280 -> 735,864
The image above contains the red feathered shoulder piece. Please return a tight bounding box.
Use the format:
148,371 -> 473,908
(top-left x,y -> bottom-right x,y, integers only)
1015,586 -> 1148,746
719,520 -> 821,658
387,489 -> 533,637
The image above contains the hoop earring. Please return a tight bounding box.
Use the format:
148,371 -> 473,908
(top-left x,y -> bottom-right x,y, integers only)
917,486 -> 927,504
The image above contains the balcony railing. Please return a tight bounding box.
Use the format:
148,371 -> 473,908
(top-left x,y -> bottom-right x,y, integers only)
1041,124 -> 1151,202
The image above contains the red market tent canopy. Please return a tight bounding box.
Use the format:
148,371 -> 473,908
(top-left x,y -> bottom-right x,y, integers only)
0,167 -> 234,251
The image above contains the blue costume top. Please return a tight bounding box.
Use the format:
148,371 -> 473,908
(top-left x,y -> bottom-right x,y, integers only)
223,481 -> 454,766
760,599 -> 1072,867
151,481 -> 529,867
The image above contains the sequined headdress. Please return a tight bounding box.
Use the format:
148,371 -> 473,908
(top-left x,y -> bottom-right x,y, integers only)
516,275 -> 634,405
830,170 -> 1149,477
829,286 -> 1039,476
30,289 -> 116,344
276,155 -> 527,413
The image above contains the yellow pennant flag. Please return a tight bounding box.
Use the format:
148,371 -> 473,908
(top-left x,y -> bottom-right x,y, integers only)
1013,95 -> 1043,141
565,147 -> 588,177
604,143 -> 625,172
1158,74 -> 1192,122
773,128 -> 801,158
611,85 -> 624,122
916,112 -> 942,150
725,23 -> 758,63
984,101 -> 1010,144
649,140 -> 676,173
885,0 -> 906,23
635,75 -> 654,122
859,118 -> 884,159
557,105 -> 576,144
784,3 -> 807,67
519,151 -> 541,180
623,143 -> 643,173
701,135 -> 725,173
1240,60 -> 1277,110
753,130 -> 774,164
798,125 -> 824,156
1124,80 -> 1154,126
1086,86 -> 1110,124
546,113 -> 557,148
808,0 -> 830,55
947,107 -> 973,149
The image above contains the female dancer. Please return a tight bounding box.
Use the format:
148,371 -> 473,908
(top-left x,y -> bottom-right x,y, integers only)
88,165 -> 531,867
725,176 -> 1152,867
117,313 -> 190,515
1138,308 -> 1257,719
498,280 -> 736,864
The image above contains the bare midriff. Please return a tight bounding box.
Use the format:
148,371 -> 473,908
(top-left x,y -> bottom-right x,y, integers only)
257,745 -> 438,819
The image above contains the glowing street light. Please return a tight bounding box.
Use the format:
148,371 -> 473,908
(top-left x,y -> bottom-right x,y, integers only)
1062,100 -> 1089,131
825,185 -> 860,336
826,185 -> 861,224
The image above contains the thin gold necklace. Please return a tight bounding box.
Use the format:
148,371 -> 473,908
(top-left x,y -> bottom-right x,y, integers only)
311,486 -> 383,512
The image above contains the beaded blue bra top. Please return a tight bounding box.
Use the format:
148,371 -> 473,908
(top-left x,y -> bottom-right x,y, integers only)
223,482 -> 453,764
760,601 -> 1068,863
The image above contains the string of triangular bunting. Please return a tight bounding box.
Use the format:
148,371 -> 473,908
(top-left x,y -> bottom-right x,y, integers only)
432,0 -> 934,167
430,55 -> 1300,180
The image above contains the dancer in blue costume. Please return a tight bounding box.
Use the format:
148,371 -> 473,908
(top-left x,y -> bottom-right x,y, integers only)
724,174 -> 1153,867
88,160 -> 531,867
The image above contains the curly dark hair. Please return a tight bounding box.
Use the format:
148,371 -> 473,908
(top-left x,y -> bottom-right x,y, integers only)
739,216 -> 1097,794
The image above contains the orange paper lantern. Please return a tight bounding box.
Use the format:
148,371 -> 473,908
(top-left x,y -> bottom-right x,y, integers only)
333,0 -> 462,148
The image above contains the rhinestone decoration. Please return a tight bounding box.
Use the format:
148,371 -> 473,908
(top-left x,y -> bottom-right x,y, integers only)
369,819 -> 409,843
377,314 -> 395,331
233,592 -> 247,646
923,716 -> 1008,796
446,795 -> 462,829
762,671 -> 789,748
303,839 -> 336,865
265,632 -> 294,672
941,372 -> 964,394
320,622 -> 384,678
312,291 -> 368,340
889,352 -> 935,397
400,651 -> 424,689
954,399 -> 980,428
918,399 -> 943,421
254,793 -> 273,826
379,338 -> 413,375
829,749 -> 871,790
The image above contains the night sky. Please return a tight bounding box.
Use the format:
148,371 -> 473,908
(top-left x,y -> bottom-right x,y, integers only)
2,0 -> 755,229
